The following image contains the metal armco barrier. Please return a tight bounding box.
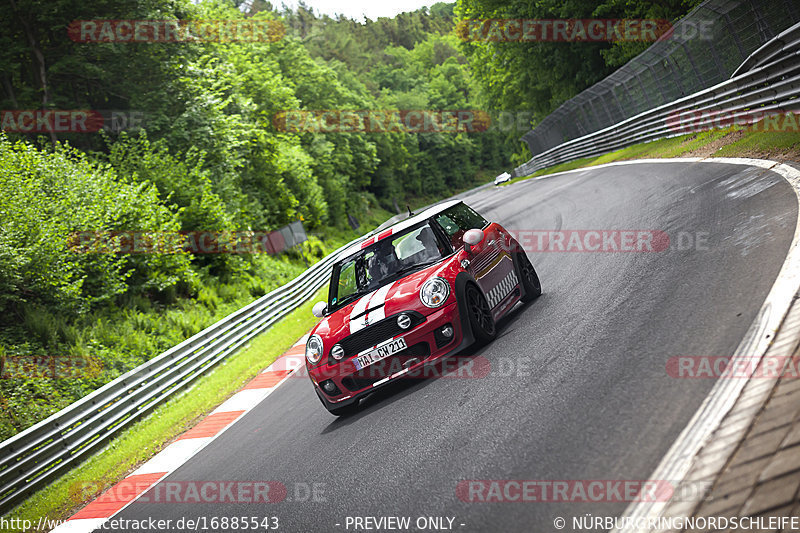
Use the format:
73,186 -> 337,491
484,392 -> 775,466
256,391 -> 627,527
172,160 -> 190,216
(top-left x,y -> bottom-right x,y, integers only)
514,20 -> 800,177
518,0 -> 800,163
0,237 -> 358,515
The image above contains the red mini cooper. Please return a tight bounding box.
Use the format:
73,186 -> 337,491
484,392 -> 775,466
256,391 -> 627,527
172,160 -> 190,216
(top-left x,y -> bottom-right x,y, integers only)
306,200 -> 541,415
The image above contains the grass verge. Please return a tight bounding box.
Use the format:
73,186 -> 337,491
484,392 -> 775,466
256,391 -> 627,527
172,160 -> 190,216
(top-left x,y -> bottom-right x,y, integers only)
4,286 -> 326,532
503,124 -> 800,185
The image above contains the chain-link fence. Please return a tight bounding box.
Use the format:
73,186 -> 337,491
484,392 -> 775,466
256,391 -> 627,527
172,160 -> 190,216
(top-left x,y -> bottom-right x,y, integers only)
520,0 -> 800,157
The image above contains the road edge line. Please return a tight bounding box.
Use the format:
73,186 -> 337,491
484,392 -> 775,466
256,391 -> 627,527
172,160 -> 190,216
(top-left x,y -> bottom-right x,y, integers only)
48,335 -> 309,533
585,158 -> 800,532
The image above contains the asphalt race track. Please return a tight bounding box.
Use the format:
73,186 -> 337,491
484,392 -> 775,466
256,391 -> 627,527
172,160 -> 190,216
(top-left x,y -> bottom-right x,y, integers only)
106,161 -> 797,532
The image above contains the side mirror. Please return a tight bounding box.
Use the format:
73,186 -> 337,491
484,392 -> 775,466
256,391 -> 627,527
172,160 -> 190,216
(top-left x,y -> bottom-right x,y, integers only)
463,229 -> 484,253
312,301 -> 327,318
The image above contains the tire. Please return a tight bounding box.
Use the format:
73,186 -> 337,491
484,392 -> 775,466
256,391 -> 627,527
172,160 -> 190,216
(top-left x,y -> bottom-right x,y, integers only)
516,252 -> 542,302
316,388 -> 359,417
464,283 -> 496,343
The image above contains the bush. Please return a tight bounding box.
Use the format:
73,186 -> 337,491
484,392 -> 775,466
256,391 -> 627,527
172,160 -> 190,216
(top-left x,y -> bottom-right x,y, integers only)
0,134 -> 192,316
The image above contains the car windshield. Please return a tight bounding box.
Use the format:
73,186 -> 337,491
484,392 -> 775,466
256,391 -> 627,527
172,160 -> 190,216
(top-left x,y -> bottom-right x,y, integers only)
330,223 -> 448,310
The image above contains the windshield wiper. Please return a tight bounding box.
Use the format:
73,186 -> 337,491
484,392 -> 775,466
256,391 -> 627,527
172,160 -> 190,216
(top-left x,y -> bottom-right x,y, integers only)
333,288 -> 371,309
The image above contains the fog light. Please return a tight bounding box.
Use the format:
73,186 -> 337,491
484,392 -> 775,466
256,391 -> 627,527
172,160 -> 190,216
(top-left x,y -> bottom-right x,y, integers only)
434,323 -> 455,349
323,380 -> 336,393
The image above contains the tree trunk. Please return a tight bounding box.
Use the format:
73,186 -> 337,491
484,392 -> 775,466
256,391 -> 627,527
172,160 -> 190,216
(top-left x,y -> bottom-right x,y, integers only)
9,0 -> 57,144
1,75 -> 18,108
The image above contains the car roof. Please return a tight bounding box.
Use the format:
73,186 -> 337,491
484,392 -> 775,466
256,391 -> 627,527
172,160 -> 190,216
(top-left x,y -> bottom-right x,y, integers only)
337,199 -> 461,261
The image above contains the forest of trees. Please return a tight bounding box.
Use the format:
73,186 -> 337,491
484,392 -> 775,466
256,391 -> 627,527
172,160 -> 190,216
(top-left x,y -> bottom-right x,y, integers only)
456,0 -> 704,123
1,1 -> 510,233
0,0 -> 701,438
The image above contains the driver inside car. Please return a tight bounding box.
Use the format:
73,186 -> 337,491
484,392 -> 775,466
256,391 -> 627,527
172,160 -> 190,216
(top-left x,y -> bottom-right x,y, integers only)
414,226 -> 443,262
365,245 -> 399,285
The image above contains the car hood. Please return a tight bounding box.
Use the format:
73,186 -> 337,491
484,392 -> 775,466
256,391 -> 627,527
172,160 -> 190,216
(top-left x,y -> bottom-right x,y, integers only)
313,263 -> 444,341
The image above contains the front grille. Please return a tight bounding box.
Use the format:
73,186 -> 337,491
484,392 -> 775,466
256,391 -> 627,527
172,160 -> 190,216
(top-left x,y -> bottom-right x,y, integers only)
342,342 -> 431,392
334,311 -> 425,361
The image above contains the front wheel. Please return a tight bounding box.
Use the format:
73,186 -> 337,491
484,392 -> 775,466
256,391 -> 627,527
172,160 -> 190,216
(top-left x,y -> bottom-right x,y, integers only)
465,283 -> 496,343
516,252 -> 542,302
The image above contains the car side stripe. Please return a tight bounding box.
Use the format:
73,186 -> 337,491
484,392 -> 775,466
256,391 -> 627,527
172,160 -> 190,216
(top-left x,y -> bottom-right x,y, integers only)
487,270 -> 518,308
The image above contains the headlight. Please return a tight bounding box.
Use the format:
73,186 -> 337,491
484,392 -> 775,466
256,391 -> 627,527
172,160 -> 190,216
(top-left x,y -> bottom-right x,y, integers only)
306,334 -> 324,364
420,277 -> 450,308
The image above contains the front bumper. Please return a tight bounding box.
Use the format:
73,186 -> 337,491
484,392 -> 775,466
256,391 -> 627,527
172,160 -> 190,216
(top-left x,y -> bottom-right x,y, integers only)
307,301 -> 465,404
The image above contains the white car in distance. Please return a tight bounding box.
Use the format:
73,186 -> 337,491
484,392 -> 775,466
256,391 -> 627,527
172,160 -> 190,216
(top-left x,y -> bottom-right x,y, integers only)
494,172 -> 511,186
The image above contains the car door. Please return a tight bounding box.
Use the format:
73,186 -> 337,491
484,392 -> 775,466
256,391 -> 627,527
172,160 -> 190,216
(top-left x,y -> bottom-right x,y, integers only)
434,203 -> 517,313
465,223 -> 517,313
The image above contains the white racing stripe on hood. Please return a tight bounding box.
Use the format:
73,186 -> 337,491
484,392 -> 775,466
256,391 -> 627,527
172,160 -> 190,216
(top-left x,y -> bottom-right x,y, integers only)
363,282 -> 394,324
349,288 -> 377,333
348,281 -> 396,334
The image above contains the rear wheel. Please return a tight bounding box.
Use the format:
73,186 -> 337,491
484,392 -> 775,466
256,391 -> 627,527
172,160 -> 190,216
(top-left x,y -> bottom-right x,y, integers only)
517,252 -> 542,302
465,283 -> 496,343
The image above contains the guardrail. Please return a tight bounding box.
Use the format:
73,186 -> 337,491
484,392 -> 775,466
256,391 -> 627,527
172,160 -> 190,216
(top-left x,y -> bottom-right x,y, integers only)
514,21 -> 800,177
0,237 -> 359,515
734,20 -> 800,77
518,0 -> 799,159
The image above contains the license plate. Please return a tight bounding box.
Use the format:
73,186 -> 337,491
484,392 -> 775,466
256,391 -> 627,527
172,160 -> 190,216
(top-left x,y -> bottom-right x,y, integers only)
354,338 -> 407,370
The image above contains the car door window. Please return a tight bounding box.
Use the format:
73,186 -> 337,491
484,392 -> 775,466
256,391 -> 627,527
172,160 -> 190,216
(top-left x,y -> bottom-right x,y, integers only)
435,203 -> 488,248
